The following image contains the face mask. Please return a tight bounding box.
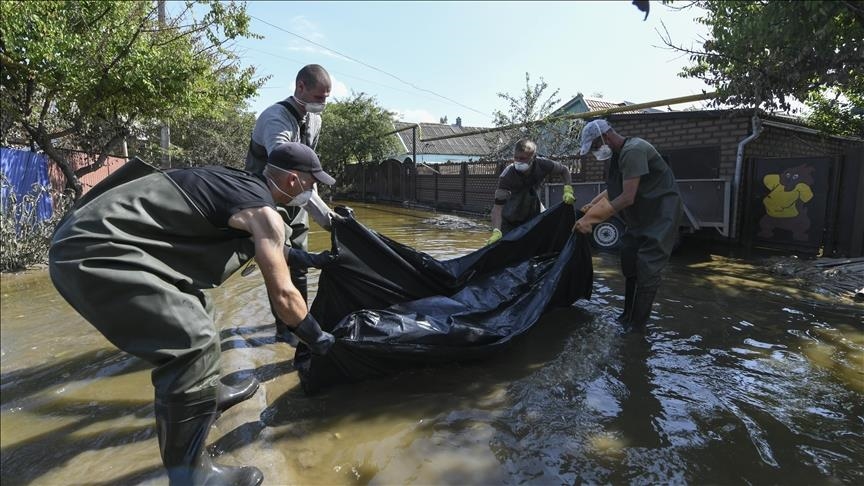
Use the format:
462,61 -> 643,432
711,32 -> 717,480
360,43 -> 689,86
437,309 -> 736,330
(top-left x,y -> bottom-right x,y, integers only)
286,189 -> 313,207
267,175 -> 314,207
592,135 -> 613,161
514,162 -> 531,172
295,95 -> 325,114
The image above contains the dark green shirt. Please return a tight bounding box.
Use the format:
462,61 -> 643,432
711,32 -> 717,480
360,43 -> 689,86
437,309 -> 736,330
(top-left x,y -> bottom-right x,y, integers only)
607,138 -> 681,237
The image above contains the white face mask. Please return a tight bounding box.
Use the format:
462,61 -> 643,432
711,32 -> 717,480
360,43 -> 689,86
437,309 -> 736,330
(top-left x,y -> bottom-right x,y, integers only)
295,95 -> 325,114
514,162 -> 531,172
267,175 -> 314,207
285,188 -> 314,206
592,135 -> 613,161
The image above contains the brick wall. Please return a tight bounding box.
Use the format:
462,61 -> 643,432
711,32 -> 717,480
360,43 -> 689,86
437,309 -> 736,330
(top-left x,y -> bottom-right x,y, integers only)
580,110 -> 751,183
746,123 -> 861,158
47,149 -> 128,196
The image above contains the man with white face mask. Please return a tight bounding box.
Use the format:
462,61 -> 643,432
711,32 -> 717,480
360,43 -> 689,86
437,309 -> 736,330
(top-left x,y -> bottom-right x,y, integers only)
245,64 -> 340,344
573,119 -> 683,333
49,144 -> 338,486
487,138 -> 575,244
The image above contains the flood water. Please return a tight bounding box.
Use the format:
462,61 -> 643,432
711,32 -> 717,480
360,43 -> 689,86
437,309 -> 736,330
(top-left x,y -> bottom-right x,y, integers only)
2,202 -> 863,485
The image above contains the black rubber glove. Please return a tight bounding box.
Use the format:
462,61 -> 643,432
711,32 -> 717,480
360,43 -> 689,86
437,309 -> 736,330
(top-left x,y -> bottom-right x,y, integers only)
329,211 -> 348,226
287,248 -> 336,269
292,314 -> 335,355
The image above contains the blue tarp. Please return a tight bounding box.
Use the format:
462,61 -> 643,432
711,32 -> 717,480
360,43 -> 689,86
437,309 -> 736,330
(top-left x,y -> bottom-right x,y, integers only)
1,147 -> 54,222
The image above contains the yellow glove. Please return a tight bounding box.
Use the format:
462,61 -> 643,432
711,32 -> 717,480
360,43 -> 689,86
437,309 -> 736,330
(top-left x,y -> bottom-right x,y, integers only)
486,228 -> 503,245
573,198 -> 615,234
562,185 -> 575,205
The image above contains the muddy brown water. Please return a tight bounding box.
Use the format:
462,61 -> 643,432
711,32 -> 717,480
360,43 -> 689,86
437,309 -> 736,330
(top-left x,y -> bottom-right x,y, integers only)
1,202 -> 862,485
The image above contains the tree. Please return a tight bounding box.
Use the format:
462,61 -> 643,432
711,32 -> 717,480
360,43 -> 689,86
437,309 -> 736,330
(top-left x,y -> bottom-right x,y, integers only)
0,1 -> 264,199
663,0 -> 864,122
317,92 -> 402,183
132,102 -> 257,169
488,73 -> 582,159
804,90 -> 864,138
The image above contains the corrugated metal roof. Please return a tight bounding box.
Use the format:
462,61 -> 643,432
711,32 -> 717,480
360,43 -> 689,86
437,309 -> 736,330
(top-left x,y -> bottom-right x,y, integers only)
583,97 -> 665,114
393,121 -> 496,156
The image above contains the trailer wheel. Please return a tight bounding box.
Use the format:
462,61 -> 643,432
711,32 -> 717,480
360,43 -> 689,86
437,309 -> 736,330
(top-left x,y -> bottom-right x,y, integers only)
591,217 -> 625,251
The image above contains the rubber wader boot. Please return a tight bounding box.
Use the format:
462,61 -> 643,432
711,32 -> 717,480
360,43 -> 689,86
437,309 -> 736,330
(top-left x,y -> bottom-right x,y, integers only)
623,288 -> 658,333
293,314 -> 335,355
156,396 -> 263,486
216,377 -> 260,415
617,278 -> 637,323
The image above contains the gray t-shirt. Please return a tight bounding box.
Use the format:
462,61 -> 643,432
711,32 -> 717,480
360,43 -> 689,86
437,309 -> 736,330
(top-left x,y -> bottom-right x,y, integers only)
245,98 -> 323,174
495,157 -> 566,202
244,98 -> 331,231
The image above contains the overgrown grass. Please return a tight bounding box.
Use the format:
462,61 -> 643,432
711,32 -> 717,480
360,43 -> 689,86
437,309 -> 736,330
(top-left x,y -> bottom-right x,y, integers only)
1,175 -> 73,272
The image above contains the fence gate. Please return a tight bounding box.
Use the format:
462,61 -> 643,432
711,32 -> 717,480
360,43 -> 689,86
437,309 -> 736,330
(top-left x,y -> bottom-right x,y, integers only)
743,156 -> 836,256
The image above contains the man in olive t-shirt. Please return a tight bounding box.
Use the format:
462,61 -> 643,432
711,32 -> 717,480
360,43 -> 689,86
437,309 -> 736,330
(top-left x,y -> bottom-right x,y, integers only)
573,119 -> 682,332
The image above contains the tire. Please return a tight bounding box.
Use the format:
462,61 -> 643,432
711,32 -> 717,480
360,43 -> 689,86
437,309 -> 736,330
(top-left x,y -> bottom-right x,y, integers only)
591,217 -> 625,251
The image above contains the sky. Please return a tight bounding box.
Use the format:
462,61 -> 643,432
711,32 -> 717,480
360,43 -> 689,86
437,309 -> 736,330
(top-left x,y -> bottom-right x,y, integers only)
227,1 -> 715,127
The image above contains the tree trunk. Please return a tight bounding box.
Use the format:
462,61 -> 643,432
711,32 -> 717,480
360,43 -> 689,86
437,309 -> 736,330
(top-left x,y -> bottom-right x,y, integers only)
24,123 -> 83,201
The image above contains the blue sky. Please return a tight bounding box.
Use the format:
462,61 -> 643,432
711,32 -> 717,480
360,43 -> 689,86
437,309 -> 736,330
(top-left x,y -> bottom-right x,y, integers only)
228,1 -> 714,127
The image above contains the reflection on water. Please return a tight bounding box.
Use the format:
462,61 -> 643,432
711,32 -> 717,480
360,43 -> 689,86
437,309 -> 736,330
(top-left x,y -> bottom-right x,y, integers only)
2,202 -> 863,485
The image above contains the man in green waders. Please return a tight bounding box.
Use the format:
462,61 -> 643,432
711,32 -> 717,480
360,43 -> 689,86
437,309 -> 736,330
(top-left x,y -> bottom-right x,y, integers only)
486,138 -> 575,245
573,119 -> 683,332
49,143 -> 337,485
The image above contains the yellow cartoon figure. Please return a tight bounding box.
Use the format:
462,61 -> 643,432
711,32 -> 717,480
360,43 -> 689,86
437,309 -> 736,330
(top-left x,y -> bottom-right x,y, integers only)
758,163 -> 815,241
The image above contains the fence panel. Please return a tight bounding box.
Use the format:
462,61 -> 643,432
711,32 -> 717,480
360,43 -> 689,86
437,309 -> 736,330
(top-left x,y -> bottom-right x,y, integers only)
0,148 -> 53,221
337,159 -> 578,216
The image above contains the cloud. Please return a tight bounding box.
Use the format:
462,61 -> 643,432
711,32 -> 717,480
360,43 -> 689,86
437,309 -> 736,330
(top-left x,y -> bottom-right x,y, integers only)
281,16 -> 342,59
329,75 -> 349,98
392,109 -> 438,123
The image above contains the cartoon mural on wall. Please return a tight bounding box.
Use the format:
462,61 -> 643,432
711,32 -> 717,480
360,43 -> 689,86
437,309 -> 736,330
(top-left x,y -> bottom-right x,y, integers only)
758,163 -> 815,241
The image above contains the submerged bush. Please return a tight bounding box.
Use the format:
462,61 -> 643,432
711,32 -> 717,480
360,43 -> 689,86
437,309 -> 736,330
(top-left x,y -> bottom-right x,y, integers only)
1,175 -> 73,272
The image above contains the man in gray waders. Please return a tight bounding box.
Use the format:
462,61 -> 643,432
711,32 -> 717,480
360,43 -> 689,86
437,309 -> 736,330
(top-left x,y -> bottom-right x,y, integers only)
486,138 -> 576,245
245,63 -> 339,345
573,119 -> 683,332
49,143 -> 337,485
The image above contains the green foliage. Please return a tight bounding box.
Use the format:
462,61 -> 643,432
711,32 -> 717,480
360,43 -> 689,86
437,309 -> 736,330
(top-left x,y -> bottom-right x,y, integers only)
0,175 -> 73,272
0,0 -> 264,198
489,73 -> 582,158
673,1 -> 864,113
805,90 -> 864,138
317,92 -> 402,181
132,103 -> 258,168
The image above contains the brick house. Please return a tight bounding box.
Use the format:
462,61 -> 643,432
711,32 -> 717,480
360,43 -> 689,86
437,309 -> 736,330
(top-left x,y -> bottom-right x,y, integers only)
577,109 -> 863,256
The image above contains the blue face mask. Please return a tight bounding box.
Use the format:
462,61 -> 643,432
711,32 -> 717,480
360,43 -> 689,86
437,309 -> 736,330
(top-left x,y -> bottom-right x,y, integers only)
514,162 -> 531,172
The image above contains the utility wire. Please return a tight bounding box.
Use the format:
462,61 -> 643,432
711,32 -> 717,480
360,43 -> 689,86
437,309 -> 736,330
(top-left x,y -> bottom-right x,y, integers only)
249,15 -> 491,118
238,44 -> 455,106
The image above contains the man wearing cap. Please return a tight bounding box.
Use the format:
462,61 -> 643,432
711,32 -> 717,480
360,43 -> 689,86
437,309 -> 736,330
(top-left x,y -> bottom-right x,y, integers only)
48,144 -> 337,486
486,138 -> 575,245
573,119 -> 682,332
245,63 -> 340,344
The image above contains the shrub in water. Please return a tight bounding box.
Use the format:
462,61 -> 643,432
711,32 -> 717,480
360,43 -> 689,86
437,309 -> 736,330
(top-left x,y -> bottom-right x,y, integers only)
1,175 -> 73,272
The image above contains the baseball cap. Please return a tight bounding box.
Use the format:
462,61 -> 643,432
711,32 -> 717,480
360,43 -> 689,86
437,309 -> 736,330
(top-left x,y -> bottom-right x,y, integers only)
579,119 -> 612,156
268,143 -> 336,185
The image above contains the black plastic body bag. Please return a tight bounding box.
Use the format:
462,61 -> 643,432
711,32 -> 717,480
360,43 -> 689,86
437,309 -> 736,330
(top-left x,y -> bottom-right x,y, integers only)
295,203 -> 594,394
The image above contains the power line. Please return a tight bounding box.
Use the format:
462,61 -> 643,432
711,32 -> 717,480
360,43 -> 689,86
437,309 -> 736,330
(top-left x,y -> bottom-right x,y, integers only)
248,15 -> 491,118
238,44 -> 468,108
